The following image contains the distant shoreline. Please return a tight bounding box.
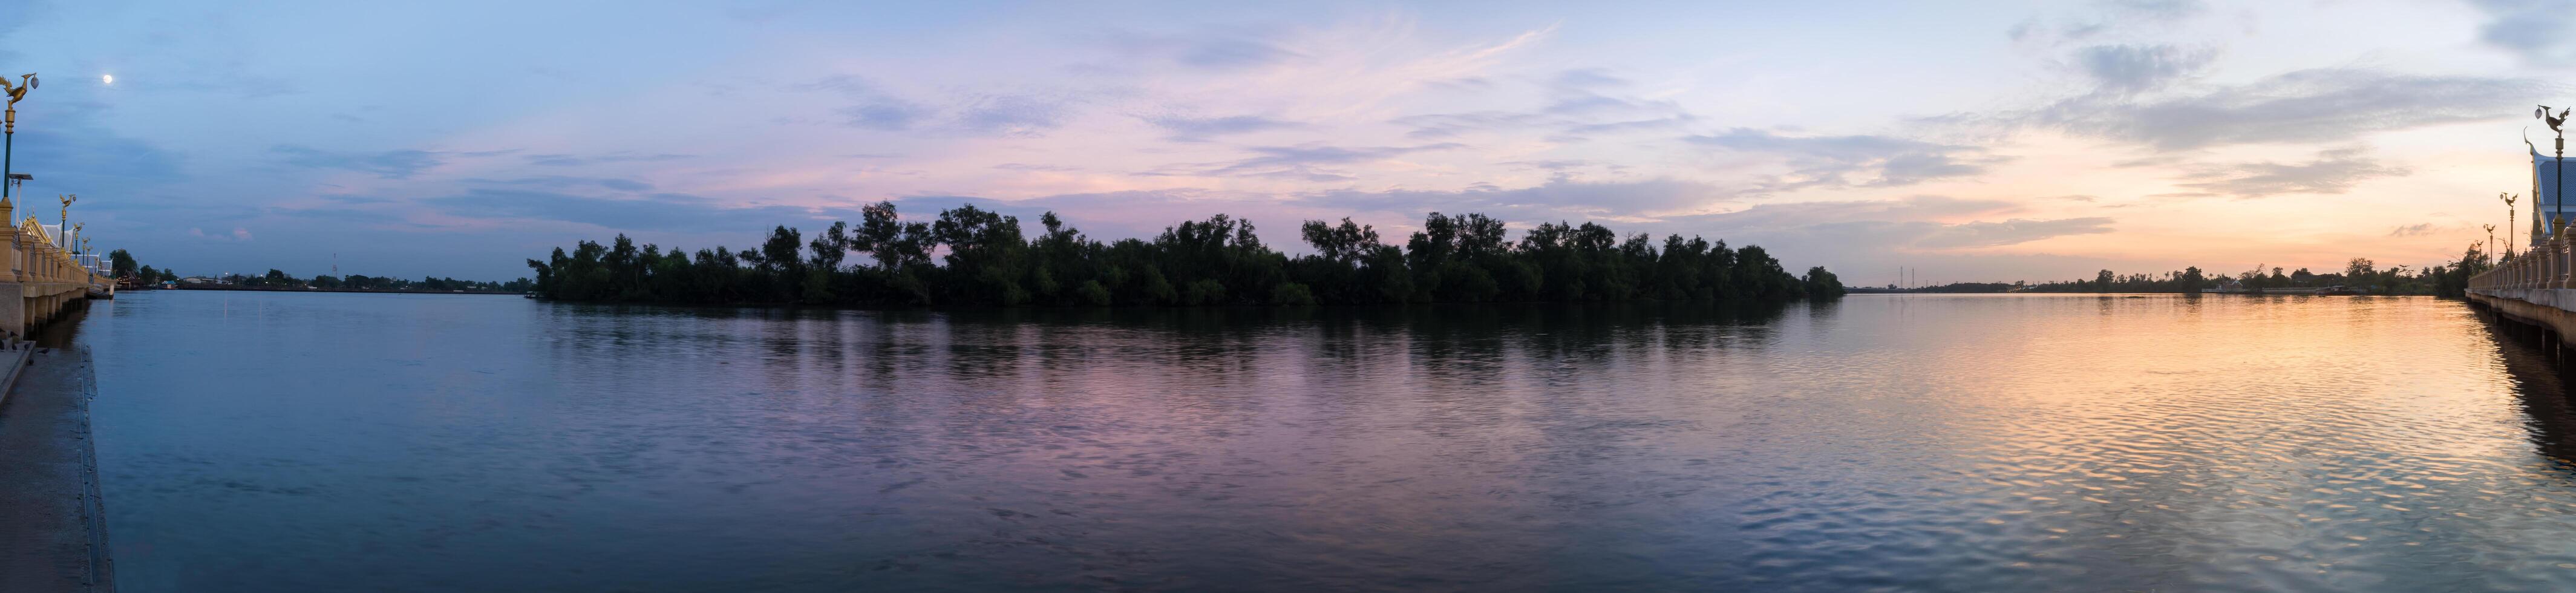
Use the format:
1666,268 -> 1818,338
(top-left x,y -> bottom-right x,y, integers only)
158,285 -> 522,296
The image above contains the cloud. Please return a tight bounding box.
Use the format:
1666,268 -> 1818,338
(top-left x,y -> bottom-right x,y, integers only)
1301,178 -> 1736,220
2009,0 -> 2205,45
2388,222 -> 2437,237
266,207 -> 405,224
2174,148 -> 2411,198
2471,0 -> 2576,65
189,227 -> 254,241
1659,197 -> 2115,263
1551,68 -> 1628,90
2101,0 -> 2205,22
424,189 -> 860,232
1912,217 -> 2120,249
12,124 -> 187,192
1684,128 -> 2010,190
1549,115 -> 1698,142
798,76 -> 933,131
954,94 -> 1071,137
1390,111 -> 1548,139
1390,65 -> 1696,142
993,163 -> 1081,172
523,152 -> 691,167
468,175 -> 656,192
838,101 -> 932,131
1096,28 -> 1301,71
1969,68 -> 2547,150
1144,114 -> 1305,142
2073,44 -> 2215,94
1148,142 -> 1468,182
271,145 -> 443,179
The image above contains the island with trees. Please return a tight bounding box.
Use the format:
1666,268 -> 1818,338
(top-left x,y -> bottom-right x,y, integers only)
524,203 -> 1847,307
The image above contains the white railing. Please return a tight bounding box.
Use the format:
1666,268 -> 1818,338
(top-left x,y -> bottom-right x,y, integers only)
2473,228 -> 2576,292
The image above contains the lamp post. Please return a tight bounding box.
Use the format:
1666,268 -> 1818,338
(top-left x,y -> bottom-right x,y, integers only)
57,194 -> 73,248
0,73 -> 33,204
2542,106 -> 2569,240
2505,192 -> 2521,255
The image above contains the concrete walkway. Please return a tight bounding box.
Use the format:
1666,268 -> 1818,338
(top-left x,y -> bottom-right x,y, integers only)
0,346 -> 114,592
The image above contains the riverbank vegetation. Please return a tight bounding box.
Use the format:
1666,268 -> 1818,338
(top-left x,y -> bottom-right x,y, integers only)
524,203 -> 1846,307
224,269 -> 531,293
108,249 -> 532,293
1886,244 -> 2496,297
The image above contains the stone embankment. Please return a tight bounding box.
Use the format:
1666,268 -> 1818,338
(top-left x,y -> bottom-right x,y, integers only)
0,344 -> 114,592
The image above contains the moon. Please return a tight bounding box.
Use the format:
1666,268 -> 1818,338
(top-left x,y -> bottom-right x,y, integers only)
100,74 -> 113,85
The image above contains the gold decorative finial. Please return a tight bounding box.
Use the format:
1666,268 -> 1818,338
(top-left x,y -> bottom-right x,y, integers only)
0,73 -> 30,133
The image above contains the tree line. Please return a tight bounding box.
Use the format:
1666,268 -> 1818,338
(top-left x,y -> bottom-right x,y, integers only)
1888,243 -> 2497,297
106,249 -> 534,293
525,202 -> 1847,307
229,269 -> 532,293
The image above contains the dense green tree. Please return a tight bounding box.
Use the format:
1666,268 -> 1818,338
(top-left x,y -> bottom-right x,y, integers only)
109,249 -> 137,278
525,205 -> 1844,308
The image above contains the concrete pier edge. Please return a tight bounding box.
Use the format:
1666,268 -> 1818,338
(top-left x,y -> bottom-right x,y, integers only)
0,344 -> 114,592
2469,289 -> 2576,344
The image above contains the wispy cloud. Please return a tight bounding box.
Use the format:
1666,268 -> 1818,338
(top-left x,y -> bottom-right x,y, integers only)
523,152 -> 691,167
1684,128 -> 2010,190
797,76 -> 934,131
272,145 -> 443,179
1146,142 -> 1468,182
1144,114 -> 1306,142
425,189 -> 861,232
1959,68 -> 2546,150
2174,148 -> 2411,198
2470,0 -> 2576,65
2073,44 -> 2215,94
1094,27 -> 1303,71
953,94 -> 1074,137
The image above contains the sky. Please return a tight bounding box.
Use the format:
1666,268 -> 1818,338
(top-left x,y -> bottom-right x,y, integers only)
0,0 -> 2565,286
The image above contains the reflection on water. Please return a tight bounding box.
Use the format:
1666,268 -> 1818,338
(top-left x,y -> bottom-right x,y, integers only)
70,292 -> 2576,591
2483,314 -> 2576,468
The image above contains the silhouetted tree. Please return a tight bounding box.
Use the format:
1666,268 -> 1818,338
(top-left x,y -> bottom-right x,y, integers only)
525,206 -> 1845,307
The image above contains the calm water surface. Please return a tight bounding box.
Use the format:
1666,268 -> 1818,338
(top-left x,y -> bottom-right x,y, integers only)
72,292 -> 2576,591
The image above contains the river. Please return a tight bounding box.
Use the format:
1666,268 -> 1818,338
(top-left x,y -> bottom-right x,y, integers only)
68,291 -> 2576,591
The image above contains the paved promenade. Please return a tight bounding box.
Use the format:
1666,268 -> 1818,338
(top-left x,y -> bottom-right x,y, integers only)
0,346 -> 114,592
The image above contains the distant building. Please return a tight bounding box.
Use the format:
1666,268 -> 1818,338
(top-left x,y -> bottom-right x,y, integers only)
179,276 -> 218,284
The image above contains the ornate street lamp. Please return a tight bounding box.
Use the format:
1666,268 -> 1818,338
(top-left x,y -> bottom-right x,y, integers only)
57,193 -> 73,247
2540,105 -> 2568,238
0,73 -> 33,203
2505,192 -> 2521,255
